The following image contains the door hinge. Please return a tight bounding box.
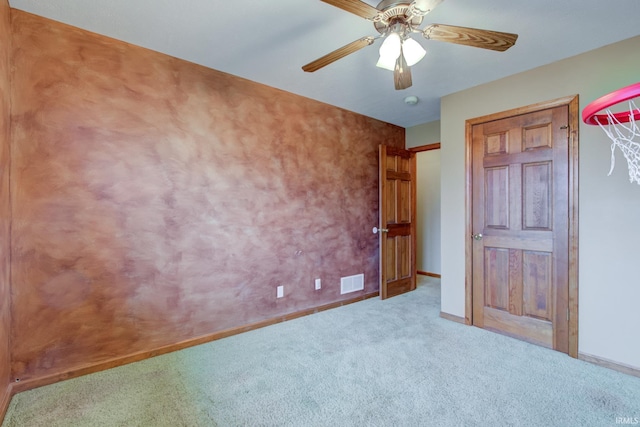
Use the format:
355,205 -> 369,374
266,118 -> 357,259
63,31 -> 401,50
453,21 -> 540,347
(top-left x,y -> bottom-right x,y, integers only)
560,125 -> 569,130
567,308 -> 570,321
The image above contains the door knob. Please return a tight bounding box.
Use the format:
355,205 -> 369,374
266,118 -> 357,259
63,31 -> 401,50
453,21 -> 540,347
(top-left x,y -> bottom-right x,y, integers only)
373,227 -> 389,234
473,233 -> 483,240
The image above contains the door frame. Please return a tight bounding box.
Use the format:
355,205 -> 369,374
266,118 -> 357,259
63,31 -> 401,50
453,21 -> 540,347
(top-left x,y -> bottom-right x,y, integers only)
464,95 -> 579,358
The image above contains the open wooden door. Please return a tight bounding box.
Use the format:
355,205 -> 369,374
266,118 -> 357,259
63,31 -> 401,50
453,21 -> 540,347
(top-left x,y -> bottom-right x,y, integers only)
378,145 -> 416,299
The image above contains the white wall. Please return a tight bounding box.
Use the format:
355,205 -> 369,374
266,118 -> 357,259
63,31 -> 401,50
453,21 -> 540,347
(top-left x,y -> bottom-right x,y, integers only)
406,121 -> 441,275
440,35 -> 640,369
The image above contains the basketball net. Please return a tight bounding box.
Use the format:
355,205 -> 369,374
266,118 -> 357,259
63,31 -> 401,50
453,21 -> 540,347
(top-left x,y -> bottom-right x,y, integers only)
595,100 -> 640,185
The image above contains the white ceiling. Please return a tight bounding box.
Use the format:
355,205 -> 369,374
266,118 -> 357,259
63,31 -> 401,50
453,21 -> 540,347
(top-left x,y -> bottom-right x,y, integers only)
8,0 -> 640,128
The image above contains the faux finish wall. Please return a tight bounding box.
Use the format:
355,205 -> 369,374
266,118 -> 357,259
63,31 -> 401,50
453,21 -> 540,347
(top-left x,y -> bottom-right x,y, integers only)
0,0 -> 12,418
9,11 -> 404,383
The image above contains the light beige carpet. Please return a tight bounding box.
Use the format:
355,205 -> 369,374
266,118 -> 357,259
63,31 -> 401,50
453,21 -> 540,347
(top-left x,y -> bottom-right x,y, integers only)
3,276 -> 640,426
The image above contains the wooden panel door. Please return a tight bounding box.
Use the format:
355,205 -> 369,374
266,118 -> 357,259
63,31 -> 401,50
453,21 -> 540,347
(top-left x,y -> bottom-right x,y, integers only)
379,145 -> 416,299
471,106 -> 570,352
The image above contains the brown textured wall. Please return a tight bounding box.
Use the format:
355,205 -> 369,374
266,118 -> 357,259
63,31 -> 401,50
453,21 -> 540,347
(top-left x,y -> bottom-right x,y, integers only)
9,11 -> 404,382
0,0 -> 11,417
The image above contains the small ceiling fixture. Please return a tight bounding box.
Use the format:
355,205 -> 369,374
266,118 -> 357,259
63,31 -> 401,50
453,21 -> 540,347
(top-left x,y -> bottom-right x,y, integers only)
404,95 -> 419,105
303,0 -> 518,91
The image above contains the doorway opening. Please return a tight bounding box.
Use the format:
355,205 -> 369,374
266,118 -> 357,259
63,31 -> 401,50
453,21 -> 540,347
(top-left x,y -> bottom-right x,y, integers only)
409,143 -> 441,280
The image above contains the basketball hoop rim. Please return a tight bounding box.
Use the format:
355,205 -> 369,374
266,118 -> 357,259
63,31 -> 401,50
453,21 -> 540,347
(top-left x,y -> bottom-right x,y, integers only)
582,82 -> 640,126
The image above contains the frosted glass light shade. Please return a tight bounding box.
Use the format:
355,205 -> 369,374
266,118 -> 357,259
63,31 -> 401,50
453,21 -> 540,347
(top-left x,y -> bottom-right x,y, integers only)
376,32 -> 401,71
402,37 -> 426,66
376,55 -> 397,71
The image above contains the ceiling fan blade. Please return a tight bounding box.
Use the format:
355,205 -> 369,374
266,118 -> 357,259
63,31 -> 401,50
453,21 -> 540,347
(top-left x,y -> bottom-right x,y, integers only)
410,0 -> 445,16
394,48 -> 412,90
302,37 -> 374,72
321,0 -> 381,20
423,24 -> 518,52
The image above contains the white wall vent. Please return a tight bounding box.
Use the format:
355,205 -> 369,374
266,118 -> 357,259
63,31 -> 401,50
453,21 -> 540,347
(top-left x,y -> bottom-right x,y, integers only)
340,274 -> 364,295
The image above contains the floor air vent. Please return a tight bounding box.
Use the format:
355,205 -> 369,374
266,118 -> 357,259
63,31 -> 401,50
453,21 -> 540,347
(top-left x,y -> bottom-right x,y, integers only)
340,274 -> 364,295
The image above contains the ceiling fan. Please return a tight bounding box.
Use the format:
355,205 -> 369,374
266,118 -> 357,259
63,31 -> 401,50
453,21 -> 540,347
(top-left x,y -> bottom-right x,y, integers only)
302,0 -> 518,90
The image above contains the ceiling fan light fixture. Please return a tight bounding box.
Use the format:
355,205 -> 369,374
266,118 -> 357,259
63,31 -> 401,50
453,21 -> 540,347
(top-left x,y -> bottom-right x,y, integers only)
402,37 -> 426,67
376,31 -> 402,70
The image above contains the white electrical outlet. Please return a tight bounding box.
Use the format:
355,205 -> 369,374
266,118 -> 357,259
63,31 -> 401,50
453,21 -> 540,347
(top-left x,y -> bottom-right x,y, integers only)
277,285 -> 284,298
315,278 -> 321,290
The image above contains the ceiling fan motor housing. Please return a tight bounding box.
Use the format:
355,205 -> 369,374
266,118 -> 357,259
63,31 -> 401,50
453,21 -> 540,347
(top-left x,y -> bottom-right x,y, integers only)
373,1 -> 424,34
